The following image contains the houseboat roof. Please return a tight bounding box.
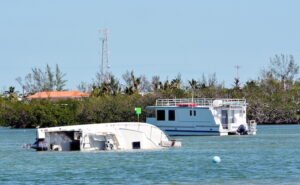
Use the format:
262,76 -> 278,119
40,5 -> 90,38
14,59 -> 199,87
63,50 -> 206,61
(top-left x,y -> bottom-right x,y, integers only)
151,98 -> 246,108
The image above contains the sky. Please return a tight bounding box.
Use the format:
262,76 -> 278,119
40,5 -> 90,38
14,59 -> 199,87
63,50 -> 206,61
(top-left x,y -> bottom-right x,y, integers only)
1,0 -> 300,92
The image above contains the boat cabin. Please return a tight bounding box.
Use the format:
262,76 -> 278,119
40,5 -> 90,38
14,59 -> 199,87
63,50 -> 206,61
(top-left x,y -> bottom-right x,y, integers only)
146,98 -> 256,136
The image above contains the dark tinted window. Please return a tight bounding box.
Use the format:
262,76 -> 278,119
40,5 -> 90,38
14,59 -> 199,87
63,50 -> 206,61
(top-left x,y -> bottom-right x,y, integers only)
157,110 -> 165,121
132,142 -> 140,149
169,110 -> 175,121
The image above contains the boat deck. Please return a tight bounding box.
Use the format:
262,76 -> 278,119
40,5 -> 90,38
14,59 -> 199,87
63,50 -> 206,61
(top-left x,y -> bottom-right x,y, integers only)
155,98 -> 246,107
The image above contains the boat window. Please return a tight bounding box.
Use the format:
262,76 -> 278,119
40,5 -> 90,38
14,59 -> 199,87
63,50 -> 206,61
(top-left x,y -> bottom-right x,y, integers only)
157,110 -> 165,121
190,110 -> 196,116
229,110 -> 235,123
221,110 -> 228,124
132,142 -> 141,149
169,110 -> 175,121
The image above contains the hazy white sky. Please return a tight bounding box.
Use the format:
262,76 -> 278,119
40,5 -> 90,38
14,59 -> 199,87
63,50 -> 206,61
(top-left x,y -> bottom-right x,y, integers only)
1,0 -> 300,91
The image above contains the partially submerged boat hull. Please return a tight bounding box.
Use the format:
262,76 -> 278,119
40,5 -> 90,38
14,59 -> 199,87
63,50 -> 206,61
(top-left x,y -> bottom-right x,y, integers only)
31,122 -> 181,151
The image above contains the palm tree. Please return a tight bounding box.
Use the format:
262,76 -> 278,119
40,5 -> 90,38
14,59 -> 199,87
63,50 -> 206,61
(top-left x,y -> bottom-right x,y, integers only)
188,79 -> 199,90
4,86 -> 18,100
96,74 -> 121,96
152,75 -> 162,91
122,70 -> 142,94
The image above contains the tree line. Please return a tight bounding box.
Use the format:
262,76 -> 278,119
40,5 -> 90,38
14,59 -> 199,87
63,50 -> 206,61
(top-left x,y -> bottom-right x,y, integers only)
0,54 -> 300,128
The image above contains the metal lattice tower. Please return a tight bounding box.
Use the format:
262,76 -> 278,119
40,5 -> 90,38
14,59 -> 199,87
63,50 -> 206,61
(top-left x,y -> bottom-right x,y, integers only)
100,28 -> 110,83
235,65 -> 240,80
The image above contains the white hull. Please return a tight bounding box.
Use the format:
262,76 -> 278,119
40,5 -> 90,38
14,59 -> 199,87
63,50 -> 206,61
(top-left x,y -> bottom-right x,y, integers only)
32,122 -> 181,151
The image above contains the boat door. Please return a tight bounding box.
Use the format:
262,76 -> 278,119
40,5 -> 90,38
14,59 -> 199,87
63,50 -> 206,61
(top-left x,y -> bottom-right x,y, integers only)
221,110 -> 228,129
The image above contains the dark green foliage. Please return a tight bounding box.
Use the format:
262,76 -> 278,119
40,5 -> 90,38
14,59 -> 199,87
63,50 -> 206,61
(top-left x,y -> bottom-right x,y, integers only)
1,78 -> 300,128
1,54 -> 300,127
0,93 -> 158,128
0,99 -> 77,128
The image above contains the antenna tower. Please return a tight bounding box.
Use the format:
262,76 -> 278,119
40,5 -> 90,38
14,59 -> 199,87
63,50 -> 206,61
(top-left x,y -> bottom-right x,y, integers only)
100,28 -> 109,83
234,65 -> 240,80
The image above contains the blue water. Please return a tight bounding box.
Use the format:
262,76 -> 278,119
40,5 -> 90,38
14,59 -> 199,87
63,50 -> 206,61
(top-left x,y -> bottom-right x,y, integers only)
1,125 -> 300,184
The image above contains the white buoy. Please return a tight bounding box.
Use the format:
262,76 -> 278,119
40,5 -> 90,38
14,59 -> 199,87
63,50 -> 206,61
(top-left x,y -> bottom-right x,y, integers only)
212,156 -> 221,163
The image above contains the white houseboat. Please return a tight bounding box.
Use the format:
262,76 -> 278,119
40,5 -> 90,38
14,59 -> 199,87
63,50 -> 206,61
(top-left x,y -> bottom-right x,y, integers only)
31,122 -> 181,151
146,98 -> 256,136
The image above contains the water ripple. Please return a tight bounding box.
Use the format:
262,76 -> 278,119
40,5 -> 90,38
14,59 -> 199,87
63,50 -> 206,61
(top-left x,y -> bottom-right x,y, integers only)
0,125 -> 300,184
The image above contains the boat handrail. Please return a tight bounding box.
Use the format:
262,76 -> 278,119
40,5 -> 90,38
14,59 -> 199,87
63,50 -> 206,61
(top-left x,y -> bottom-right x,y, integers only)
155,98 -> 246,107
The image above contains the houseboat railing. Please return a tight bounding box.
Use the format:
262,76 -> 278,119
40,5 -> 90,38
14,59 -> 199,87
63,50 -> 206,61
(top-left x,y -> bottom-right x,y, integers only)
155,98 -> 246,107
222,99 -> 247,106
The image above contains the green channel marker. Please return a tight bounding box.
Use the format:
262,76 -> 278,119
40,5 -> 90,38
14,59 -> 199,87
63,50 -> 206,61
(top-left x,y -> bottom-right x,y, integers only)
135,107 -> 142,122
135,107 -> 142,115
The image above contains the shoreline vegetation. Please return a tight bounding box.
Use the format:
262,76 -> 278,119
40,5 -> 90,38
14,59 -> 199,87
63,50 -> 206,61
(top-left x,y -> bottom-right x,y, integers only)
1,54 -> 300,128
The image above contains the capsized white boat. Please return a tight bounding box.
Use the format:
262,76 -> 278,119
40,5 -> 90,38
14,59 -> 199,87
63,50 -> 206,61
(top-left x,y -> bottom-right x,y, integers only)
31,122 -> 181,151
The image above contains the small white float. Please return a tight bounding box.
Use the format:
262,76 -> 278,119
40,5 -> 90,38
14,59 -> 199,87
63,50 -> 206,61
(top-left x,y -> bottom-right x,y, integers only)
212,156 -> 221,163
31,122 -> 181,151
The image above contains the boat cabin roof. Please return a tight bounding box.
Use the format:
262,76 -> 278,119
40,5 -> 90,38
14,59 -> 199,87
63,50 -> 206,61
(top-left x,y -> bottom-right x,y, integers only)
147,98 -> 246,109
